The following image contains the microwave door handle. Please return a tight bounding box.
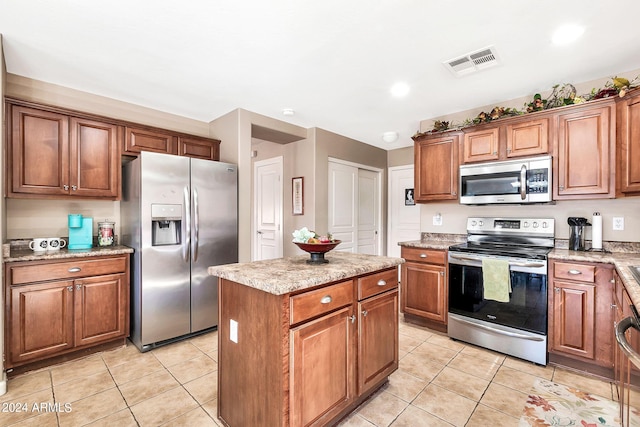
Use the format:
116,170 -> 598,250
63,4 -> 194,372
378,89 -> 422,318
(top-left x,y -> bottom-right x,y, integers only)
520,164 -> 527,200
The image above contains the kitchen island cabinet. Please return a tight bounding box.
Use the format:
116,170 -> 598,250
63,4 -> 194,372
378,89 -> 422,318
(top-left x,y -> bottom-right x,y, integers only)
4,250 -> 132,373
208,252 -> 403,427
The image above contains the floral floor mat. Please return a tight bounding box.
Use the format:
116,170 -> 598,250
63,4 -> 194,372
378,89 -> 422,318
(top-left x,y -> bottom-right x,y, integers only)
519,378 -> 639,427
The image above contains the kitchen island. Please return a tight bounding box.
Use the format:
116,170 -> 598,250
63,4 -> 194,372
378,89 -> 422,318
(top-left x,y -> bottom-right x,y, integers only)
208,252 -> 404,427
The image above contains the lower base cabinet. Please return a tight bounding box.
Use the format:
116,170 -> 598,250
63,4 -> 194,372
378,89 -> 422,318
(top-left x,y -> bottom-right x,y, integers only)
5,255 -> 130,369
218,267 -> 399,427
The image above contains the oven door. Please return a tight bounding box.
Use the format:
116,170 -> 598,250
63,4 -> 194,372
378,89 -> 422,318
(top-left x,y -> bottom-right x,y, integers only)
448,251 -> 548,335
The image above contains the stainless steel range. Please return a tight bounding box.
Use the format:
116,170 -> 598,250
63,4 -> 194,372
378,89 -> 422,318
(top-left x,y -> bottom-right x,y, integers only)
448,217 -> 555,365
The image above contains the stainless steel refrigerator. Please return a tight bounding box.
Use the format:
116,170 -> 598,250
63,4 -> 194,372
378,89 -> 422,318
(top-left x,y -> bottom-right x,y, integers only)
121,151 -> 238,352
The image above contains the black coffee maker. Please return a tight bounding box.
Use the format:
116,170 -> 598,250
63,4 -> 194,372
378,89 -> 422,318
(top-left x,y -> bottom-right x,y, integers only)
567,217 -> 591,251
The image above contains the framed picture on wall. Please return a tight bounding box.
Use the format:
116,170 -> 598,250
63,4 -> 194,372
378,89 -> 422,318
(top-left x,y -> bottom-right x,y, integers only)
293,177 -> 304,215
405,188 -> 415,206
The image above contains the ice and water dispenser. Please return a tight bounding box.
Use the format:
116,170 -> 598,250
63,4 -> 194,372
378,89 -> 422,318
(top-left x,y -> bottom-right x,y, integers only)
151,204 -> 182,246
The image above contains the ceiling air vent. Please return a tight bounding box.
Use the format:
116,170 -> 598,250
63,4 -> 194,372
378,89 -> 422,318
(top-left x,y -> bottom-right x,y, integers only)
444,46 -> 500,77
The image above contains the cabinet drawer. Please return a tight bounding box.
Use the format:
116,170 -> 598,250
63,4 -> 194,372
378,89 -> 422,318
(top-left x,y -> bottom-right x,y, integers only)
553,262 -> 595,283
11,257 -> 128,285
358,268 -> 398,300
401,247 -> 446,265
290,280 -> 353,325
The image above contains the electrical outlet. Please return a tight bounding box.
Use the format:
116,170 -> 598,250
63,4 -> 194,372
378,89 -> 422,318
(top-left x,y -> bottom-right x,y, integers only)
433,213 -> 442,226
613,217 -> 624,231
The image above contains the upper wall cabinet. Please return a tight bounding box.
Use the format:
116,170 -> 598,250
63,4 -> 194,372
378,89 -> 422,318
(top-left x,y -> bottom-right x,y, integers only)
413,132 -> 460,202
462,116 -> 551,163
616,88 -> 640,195
7,102 -> 121,200
123,126 -> 220,161
554,99 -> 616,199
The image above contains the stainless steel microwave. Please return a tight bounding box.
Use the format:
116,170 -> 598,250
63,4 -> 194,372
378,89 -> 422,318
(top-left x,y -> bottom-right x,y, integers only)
459,155 -> 552,205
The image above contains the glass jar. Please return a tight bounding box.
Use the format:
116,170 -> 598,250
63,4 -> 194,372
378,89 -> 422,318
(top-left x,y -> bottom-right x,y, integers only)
98,221 -> 115,246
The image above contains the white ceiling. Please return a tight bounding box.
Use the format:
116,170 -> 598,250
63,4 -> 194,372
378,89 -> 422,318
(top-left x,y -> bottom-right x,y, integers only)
2,1 -> 640,150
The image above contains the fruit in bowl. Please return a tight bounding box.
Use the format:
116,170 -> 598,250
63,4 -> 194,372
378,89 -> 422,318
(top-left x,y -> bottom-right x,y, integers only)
292,227 -> 341,263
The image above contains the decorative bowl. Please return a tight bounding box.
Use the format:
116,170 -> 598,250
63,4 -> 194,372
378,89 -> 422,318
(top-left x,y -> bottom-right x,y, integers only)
293,240 -> 341,264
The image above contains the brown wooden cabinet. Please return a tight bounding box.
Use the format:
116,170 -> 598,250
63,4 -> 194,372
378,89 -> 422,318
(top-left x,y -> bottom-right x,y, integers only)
554,100 -> 616,199
124,125 -> 221,161
5,255 -> 130,369
217,266 -> 399,427
413,132 -> 460,202
7,103 -> 120,199
616,88 -> 640,195
548,260 -> 614,372
400,247 -> 447,332
462,116 -> 550,163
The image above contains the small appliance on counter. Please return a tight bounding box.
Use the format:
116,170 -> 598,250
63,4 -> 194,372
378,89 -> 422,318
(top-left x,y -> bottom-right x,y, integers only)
567,217 -> 591,251
68,214 -> 93,249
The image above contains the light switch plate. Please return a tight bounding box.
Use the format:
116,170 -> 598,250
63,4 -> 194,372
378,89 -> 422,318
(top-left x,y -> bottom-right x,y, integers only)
613,217 -> 624,231
230,319 -> 238,343
433,213 -> 443,226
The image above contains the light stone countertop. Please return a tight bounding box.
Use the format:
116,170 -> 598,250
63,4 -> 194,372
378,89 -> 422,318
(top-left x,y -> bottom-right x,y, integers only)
208,252 -> 404,296
4,245 -> 133,263
398,239 -> 459,251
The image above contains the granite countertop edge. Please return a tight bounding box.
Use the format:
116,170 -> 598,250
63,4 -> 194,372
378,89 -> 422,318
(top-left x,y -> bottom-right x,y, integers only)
4,245 -> 134,262
208,252 -> 404,296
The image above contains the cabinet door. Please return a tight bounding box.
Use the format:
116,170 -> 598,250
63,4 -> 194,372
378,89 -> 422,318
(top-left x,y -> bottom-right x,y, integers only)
8,280 -> 75,366
124,126 -> 177,155
290,306 -> 355,427
462,127 -> 499,163
550,281 -> 596,360
178,136 -> 220,161
9,105 -> 69,196
616,91 -> 640,194
401,262 -> 447,324
75,273 -> 129,347
69,117 -> 120,198
506,118 -> 549,158
358,290 -> 398,395
414,133 -> 459,202
555,104 -> 615,198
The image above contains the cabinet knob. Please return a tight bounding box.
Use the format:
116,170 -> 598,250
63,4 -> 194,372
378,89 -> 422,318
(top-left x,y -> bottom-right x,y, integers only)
320,295 -> 332,304
568,269 -> 582,275
71,185 -> 77,191
63,185 -> 69,190
67,286 -> 73,292
440,271 -> 445,277
555,287 -> 560,293
349,315 -> 356,324
362,310 -> 368,317
76,284 -> 82,291
611,303 -> 617,309
559,185 -> 565,190
377,280 -> 387,286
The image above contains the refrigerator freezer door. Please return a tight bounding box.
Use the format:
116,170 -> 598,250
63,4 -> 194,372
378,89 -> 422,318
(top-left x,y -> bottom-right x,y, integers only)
140,152 -> 192,345
190,158 -> 238,331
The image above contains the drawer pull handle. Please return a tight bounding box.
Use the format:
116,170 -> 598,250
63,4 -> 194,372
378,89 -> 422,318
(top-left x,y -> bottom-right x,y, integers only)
377,280 -> 387,287
420,254 -> 427,258
68,267 -> 81,273
320,295 -> 332,304
568,269 -> 582,275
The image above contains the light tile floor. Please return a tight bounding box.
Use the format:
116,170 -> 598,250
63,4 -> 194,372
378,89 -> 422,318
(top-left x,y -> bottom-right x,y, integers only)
0,318 -> 618,426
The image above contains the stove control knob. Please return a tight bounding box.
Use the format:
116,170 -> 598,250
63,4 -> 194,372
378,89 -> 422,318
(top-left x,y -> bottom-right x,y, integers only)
523,221 -> 529,228
471,220 -> 477,226
542,222 -> 548,228
533,221 -> 539,228
478,220 -> 484,226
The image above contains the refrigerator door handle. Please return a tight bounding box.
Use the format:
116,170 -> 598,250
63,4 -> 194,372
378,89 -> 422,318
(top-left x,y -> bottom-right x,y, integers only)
183,185 -> 191,263
193,186 -> 199,262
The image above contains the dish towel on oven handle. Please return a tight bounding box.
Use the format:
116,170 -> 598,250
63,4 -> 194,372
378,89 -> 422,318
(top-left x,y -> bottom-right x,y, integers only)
481,258 -> 512,303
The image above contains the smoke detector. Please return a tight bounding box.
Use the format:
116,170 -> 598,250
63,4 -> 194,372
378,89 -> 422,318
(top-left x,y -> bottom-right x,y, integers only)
443,46 -> 500,77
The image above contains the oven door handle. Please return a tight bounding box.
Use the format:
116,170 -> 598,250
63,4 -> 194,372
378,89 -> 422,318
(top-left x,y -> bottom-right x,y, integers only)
615,315 -> 640,370
454,316 -> 545,342
449,254 -> 545,268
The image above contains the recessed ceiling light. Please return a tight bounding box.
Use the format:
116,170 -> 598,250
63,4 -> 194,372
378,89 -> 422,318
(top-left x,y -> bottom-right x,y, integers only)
390,82 -> 410,97
551,24 -> 585,45
282,108 -> 295,116
382,131 -> 399,143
